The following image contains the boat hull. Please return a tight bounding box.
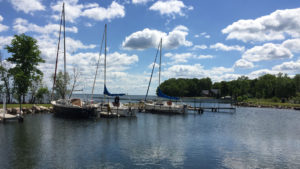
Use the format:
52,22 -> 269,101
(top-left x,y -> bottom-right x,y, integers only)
144,103 -> 187,114
52,101 -> 96,118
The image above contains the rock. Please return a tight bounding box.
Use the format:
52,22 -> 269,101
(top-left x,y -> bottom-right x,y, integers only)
6,108 -> 12,114
11,108 -> 18,115
32,105 -> 41,113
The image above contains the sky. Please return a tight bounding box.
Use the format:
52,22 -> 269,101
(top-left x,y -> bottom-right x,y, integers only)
0,0 -> 300,95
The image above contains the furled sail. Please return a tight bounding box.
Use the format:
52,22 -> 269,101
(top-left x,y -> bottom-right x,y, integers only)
104,85 -> 125,96
157,88 -> 179,100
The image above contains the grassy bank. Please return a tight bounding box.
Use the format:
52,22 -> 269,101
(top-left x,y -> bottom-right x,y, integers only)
5,104 -> 52,109
241,98 -> 300,109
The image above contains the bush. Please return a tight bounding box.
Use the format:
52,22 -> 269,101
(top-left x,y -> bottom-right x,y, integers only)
242,95 -> 248,101
237,96 -> 243,102
271,97 -> 280,102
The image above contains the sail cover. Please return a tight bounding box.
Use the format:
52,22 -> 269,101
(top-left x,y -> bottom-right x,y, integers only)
157,88 -> 179,100
104,85 -> 125,96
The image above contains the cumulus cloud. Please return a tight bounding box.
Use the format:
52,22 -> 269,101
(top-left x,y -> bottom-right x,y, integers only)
282,39 -> 300,53
242,43 -> 293,62
132,0 -> 152,4
13,18 -> 78,34
149,0 -> 193,18
51,1 -> 125,23
192,45 -> 207,50
81,1 -> 125,21
9,0 -> 45,14
122,25 -> 192,50
51,0 -> 84,23
234,59 -> 254,69
272,59 -> 300,73
249,69 -> 277,78
0,15 -> 9,32
164,52 -> 214,64
162,64 -> 236,82
210,43 -> 245,52
222,8 -> 300,42
0,36 -> 13,49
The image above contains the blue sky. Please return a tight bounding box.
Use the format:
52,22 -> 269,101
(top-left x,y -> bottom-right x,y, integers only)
0,0 -> 300,95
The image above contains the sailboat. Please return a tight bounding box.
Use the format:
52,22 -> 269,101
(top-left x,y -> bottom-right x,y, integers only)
92,24 -> 135,118
50,3 -> 96,118
144,39 -> 188,114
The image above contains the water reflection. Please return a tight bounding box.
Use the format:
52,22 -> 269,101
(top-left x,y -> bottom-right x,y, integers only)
0,108 -> 300,168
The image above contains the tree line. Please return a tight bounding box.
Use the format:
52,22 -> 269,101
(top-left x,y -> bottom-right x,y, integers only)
0,34 -> 80,108
159,74 -> 300,100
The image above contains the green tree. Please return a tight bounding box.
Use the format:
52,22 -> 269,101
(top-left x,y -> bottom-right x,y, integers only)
52,71 -> 70,99
36,87 -> 50,103
294,74 -> 300,93
5,34 -> 45,109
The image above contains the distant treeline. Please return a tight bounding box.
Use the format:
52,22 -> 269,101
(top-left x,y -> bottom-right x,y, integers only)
158,73 -> 300,99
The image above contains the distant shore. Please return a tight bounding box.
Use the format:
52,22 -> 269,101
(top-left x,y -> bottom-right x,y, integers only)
236,101 -> 300,110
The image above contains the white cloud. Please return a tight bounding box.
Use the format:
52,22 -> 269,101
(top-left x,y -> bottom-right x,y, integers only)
132,0 -> 152,4
165,52 -> 193,64
0,15 -> 9,32
249,69 -> 277,78
13,18 -> 78,34
204,35 -> 210,39
234,59 -> 254,69
51,0 -> 84,23
272,59 -> 300,73
194,32 -> 210,39
148,62 -> 159,69
51,1 -> 125,23
196,55 -> 214,59
222,8 -> 300,42
122,25 -> 192,50
192,45 -> 207,50
82,1 -> 125,21
242,43 -> 293,62
0,36 -> 13,49
9,0 -> 45,14
210,43 -> 245,52
65,37 -> 96,53
149,0 -> 193,18
164,52 -> 213,64
162,64 -> 236,82
282,39 -> 300,53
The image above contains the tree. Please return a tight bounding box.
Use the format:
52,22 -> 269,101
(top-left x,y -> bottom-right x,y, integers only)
294,74 -> 300,93
36,87 -> 49,103
69,67 -> 81,99
52,71 -> 70,99
5,34 -> 45,109
29,75 -> 42,103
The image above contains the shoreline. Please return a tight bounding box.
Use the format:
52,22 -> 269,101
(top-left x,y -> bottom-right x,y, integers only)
236,102 -> 300,110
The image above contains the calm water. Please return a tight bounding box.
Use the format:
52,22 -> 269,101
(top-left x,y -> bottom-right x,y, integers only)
1,108 -> 300,169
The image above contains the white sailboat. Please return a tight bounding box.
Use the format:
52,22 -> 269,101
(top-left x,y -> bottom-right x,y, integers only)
144,39 -> 188,114
91,24 -> 135,117
50,3 -> 96,118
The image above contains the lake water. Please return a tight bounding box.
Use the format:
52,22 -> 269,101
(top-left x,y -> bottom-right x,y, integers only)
1,107 -> 300,169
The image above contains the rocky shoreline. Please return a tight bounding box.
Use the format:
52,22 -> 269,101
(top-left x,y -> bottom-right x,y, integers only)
236,102 -> 300,110
2,105 -> 53,115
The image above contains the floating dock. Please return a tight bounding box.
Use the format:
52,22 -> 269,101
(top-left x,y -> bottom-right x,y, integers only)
0,113 -> 23,122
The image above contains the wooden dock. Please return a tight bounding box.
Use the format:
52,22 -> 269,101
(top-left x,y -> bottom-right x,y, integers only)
0,111 -> 23,122
188,106 -> 236,113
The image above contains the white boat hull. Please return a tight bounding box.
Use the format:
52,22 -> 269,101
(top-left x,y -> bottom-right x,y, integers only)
144,101 -> 187,114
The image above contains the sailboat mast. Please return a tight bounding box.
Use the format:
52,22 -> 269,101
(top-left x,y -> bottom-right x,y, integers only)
159,38 -> 162,86
63,2 -> 67,99
51,3 -> 64,100
104,24 -> 107,101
